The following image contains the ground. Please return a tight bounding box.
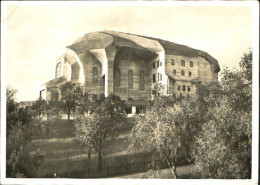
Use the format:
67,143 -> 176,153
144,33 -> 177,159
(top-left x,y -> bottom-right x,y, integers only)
30,117 -> 193,178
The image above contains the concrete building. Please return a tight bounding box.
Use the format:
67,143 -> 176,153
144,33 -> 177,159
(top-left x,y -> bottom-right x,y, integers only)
40,30 -> 220,114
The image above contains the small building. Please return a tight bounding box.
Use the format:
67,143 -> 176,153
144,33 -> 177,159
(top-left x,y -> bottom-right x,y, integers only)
40,30 -> 220,114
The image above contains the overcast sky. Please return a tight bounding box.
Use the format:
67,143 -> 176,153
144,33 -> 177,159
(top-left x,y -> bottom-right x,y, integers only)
3,2 -> 254,102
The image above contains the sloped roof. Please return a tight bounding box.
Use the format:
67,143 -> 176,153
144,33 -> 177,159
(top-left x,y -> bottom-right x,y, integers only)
67,30 -> 220,72
42,77 -> 67,87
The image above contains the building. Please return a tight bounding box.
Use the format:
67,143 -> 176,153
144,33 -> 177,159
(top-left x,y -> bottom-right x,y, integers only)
40,30 -> 220,114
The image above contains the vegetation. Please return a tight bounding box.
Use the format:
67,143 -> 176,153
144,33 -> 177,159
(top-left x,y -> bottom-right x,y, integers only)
6,88 -> 43,177
193,50 -> 252,178
73,94 -> 126,171
128,50 -> 252,179
60,82 -> 84,121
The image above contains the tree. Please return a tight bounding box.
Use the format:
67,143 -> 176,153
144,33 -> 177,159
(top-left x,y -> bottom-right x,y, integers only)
6,87 -> 42,177
73,94 -> 126,172
60,82 -> 83,121
193,50 -> 252,178
32,98 -> 47,120
31,98 -> 61,137
128,82 -> 202,178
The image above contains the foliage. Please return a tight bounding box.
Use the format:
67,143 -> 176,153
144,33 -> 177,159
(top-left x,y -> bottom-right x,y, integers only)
193,50 -> 252,178
74,94 -> 126,171
6,87 -> 43,177
31,98 -> 61,137
128,94 -> 201,178
60,82 -> 84,120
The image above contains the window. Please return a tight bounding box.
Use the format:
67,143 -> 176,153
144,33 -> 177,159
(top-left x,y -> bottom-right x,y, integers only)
190,61 -> 194,67
181,60 -> 185,66
178,85 -> 180,91
188,86 -> 191,91
180,92 -> 182,97
157,61 -> 160,67
56,62 -> 62,78
115,68 -> 121,87
128,70 -> 133,89
173,69 -> 177,75
93,67 -> 98,83
188,94 -> 190,98
153,62 -> 156,69
189,71 -> 192,76
153,74 -> 156,83
181,70 -> 185,76
171,59 -> 175,65
140,71 -> 145,90
158,73 -> 162,81
183,85 -> 186,91
173,93 -> 176,98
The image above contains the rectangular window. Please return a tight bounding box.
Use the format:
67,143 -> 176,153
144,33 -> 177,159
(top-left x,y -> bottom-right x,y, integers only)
171,59 -> 175,65
128,70 -> 133,89
140,71 -> 145,90
181,70 -> 185,76
181,60 -> 185,66
173,69 -> 176,75
189,71 -> 192,76
153,62 -> 156,69
93,67 -> 98,83
157,61 -> 160,67
183,85 -> 186,91
188,86 -> 191,91
190,61 -> 194,67
158,73 -> 162,81
115,68 -> 121,87
153,74 -> 156,83
178,85 -> 180,91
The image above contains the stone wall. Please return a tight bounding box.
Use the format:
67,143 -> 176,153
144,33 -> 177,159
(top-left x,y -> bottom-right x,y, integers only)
113,47 -> 152,101
79,51 -> 104,97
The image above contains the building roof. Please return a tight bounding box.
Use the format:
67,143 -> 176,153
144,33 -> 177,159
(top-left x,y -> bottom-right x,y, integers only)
67,30 -> 220,72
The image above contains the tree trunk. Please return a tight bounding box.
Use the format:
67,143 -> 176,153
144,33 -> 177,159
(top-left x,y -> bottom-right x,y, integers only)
87,150 -> 91,177
67,113 -> 70,121
97,149 -> 102,172
171,164 -> 178,179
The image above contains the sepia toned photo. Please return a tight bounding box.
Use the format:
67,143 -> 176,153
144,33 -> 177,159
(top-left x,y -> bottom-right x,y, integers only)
1,1 -> 259,185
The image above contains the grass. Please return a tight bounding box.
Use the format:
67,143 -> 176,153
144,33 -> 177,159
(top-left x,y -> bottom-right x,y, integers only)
29,117 -> 140,177
30,117 -> 191,178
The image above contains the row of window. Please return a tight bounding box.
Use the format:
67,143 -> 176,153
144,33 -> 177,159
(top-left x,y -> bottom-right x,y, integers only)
152,73 -> 162,83
152,61 -> 162,69
171,59 -> 194,67
114,69 -> 145,90
177,85 -> 191,92
173,69 -> 192,77
173,93 -> 192,98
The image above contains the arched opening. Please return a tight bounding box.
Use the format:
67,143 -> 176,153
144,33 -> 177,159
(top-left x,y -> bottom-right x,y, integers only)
56,62 -> 62,78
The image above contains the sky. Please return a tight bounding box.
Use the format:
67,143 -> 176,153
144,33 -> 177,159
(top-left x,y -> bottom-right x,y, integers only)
2,2 -> 254,102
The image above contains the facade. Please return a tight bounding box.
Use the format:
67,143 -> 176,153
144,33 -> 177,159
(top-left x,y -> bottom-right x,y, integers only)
40,30 -> 220,114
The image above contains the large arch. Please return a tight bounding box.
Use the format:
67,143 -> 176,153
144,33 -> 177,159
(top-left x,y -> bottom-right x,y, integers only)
64,48 -> 85,84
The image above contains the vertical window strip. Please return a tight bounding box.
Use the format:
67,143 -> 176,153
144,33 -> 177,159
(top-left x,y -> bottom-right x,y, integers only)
128,70 -> 133,89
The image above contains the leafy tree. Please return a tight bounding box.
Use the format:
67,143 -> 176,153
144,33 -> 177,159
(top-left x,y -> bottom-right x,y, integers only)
60,82 -> 83,121
32,97 -> 47,120
74,94 -> 126,172
6,87 -> 42,177
128,87 -> 202,178
31,98 -> 61,137
193,50 -> 252,178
